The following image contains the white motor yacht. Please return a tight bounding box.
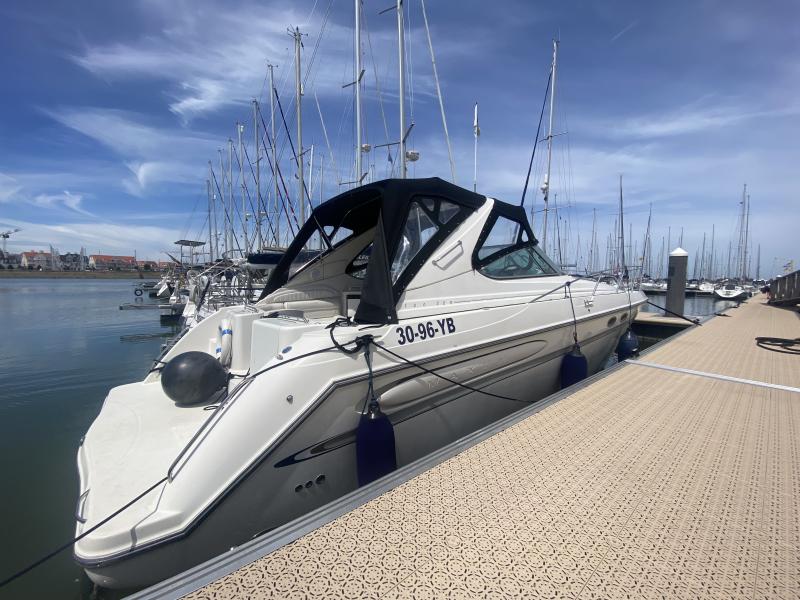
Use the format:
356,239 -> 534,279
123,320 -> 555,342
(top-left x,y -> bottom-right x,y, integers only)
698,281 -> 715,295
714,283 -> 748,300
75,178 -> 645,589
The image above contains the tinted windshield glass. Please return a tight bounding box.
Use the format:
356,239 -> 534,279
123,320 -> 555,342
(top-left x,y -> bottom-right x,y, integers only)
288,223 -> 353,277
476,214 -> 557,279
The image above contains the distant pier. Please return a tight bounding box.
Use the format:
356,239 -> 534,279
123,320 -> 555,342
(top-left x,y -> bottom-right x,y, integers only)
134,298 -> 799,599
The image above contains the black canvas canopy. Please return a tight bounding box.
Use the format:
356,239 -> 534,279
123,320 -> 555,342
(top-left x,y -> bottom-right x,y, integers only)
260,178 -> 487,324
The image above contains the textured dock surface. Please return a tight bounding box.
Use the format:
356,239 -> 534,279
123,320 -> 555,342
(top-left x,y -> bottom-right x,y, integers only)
184,299 -> 800,599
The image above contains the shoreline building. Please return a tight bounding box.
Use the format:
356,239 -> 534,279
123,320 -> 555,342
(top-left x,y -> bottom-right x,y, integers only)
20,250 -> 52,270
88,254 -> 137,271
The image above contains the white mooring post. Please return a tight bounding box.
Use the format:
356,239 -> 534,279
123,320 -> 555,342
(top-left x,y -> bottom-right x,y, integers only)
666,247 -> 689,317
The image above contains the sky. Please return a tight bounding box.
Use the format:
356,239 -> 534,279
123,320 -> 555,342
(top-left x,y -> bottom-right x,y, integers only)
0,0 -> 797,276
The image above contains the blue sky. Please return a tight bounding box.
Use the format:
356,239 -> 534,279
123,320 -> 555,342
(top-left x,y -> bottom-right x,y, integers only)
0,0 -> 797,275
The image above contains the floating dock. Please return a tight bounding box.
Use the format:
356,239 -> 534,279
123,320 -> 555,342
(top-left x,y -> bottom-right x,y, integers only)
135,299 -> 799,599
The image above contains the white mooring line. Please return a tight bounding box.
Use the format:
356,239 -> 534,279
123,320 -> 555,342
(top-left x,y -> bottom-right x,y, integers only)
627,359 -> 800,394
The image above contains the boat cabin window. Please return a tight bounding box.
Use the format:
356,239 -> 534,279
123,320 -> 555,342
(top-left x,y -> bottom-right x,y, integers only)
390,197 -> 460,283
475,215 -> 557,279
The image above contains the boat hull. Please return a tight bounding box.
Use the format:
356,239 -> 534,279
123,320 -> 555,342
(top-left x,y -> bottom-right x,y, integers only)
713,289 -> 748,300
78,310 -> 631,590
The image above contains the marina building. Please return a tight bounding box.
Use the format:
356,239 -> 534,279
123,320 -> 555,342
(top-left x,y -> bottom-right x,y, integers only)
88,254 -> 137,271
20,250 -> 52,270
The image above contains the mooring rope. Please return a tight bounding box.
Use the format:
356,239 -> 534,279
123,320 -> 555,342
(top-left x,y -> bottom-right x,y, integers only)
0,341 -> 341,590
644,299 -> 701,325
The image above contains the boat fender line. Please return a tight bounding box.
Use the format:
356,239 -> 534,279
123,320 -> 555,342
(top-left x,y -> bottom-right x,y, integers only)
218,319 -> 232,366
615,283 -> 640,361
560,281 -> 588,388
326,316 -> 375,355
356,341 -> 397,486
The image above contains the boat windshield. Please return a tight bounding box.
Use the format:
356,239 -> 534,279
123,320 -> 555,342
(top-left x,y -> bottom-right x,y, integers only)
287,219 -> 356,278
390,198 -> 460,283
475,214 -> 558,279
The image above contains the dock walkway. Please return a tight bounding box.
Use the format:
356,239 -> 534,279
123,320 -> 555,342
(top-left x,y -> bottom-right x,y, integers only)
142,299 -> 799,599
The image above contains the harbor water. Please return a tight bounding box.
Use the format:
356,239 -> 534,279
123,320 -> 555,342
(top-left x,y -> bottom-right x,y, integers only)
0,280 -> 741,598
640,292 -> 744,318
0,278 -> 176,600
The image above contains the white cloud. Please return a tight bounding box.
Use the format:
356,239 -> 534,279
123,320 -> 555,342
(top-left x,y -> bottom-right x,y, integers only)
2,217 -> 184,260
43,108 -> 215,193
70,0 -> 452,122
610,20 -> 639,43
0,173 -> 22,202
31,190 -> 94,217
72,2 -> 354,121
0,172 -> 99,216
580,100 -> 800,140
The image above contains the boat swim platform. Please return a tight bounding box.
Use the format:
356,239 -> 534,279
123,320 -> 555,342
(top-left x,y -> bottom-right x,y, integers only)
134,299 -> 800,599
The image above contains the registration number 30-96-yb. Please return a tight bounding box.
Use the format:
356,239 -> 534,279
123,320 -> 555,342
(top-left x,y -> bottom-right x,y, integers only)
396,318 -> 456,345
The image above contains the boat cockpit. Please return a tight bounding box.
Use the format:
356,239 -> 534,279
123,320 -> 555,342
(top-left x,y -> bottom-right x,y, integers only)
256,177 -> 558,324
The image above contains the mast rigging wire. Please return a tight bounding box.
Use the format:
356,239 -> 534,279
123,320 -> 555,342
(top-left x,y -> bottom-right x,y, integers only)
420,0 -> 456,184
520,69 -> 552,208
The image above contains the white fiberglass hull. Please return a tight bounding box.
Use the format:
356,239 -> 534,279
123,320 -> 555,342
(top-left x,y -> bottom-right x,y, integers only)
713,287 -> 748,300
76,297 -> 640,589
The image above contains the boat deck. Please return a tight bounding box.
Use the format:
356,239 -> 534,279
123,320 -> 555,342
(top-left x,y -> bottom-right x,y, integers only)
141,299 -> 800,599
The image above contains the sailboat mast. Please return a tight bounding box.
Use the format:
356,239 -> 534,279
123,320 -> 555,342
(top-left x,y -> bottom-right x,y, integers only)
589,208 -> 597,273
355,0 -> 363,182
268,64 -> 279,247
253,101 -> 262,252
756,244 -> 761,280
618,174 -> 625,279
641,203 -> 651,279
700,231 -> 706,279
206,178 -> 214,262
397,0 -> 407,178
473,102 -> 479,192
219,150 -> 228,259
228,139 -> 234,255
710,224 -> 715,280
208,162 -> 216,262
293,27 -> 305,223
743,190 -> 750,280
238,122 -> 247,256
541,38 -> 558,253
727,241 -> 732,279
